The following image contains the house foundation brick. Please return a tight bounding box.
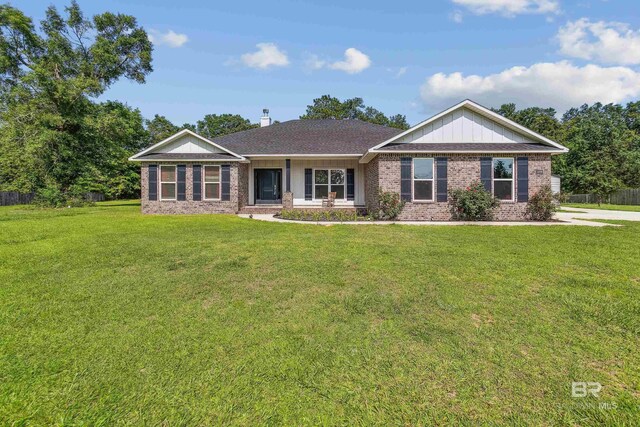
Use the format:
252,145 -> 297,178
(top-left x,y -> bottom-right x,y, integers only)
375,153 -> 551,221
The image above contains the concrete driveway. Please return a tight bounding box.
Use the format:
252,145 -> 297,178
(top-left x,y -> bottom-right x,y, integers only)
557,207 -> 640,222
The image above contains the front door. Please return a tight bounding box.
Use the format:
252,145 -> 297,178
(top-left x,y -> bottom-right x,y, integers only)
255,169 -> 282,204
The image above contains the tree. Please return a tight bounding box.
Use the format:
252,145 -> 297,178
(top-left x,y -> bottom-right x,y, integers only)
181,122 -> 197,132
195,114 -> 257,139
76,101 -> 149,199
300,95 -> 410,130
493,103 -> 560,141
145,114 -> 179,143
557,103 -> 640,201
0,1 -> 153,194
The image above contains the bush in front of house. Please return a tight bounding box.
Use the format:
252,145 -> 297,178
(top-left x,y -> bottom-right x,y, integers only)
371,188 -> 405,220
449,181 -> 499,221
278,209 -> 363,222
525,185 -> 557,221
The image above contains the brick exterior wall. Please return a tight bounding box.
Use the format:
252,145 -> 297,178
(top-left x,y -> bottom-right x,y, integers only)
238,163 -> 249,209
364,156 -> 380,213
140,162 -> 242,214
372,153 -> 552,221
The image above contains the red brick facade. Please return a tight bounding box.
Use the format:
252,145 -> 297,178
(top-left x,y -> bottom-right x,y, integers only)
139,153 -> 551,220
369,153 -> 552,221
141,162 -> 244,214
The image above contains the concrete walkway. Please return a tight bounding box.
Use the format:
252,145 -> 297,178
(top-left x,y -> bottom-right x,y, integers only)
238,213 -> 621,227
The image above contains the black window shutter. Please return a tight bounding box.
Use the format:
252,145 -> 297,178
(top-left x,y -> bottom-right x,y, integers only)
346,168 -> 355,201
480,157 -> 492,193
177,165 -> 186,201
285,159 -> 291,192
148,164 -> 158,201
221,165 -> 231,201
517,157 -> 529,202
400,157 -> 412,201
192,165 -> 202,201
436,157 -> 448,202
305,168 -> 312,200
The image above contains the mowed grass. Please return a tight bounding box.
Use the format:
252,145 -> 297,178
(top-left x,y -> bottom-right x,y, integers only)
563,203 -> 640,212
1,201 -> 639,425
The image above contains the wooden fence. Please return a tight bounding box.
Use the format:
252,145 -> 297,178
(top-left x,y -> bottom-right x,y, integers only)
0,191 -> 105,206
568,188 -> 640,205
0,192 -> 35,206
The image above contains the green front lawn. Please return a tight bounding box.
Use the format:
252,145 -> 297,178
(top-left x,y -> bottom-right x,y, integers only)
1,201 -> 639,424
563,203 -> 640,212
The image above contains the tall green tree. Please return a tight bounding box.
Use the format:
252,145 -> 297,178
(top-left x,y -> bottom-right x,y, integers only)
557,103 -> 640,200
300,95 -> 410,130
76,101 -> 149,199
0,1 -> 152,193
493,103 -> 560,141
145,114 -> 179,143
196,113 -> 257,139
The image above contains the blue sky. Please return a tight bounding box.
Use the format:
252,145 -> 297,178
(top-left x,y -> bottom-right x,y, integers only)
18,0 -> 640,125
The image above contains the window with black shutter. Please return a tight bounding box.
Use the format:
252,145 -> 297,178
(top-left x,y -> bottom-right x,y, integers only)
148,164 -> 158,201
400,157 -> 412,201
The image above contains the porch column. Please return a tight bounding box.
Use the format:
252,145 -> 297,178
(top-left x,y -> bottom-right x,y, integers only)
283,158 -> 293,209
285,159 -> 291,192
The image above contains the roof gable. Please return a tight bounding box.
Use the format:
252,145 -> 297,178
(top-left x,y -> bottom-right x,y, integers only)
394,107 -> 537,144
161,134 -> 223,154
130,129 -> 246,161
361,100 -> 568,162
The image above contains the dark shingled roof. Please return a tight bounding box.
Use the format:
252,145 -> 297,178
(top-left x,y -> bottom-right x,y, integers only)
212,119 -> 403,155
379,143 -> 560,152
135,153 -> 241,160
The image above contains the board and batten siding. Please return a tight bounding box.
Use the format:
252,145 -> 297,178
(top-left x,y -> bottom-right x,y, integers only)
247,159 -> 365,206
160,134 -> 225,154
395,107 -> 535,144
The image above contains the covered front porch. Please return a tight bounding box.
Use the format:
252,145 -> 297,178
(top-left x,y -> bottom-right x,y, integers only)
246,157 -> 366,208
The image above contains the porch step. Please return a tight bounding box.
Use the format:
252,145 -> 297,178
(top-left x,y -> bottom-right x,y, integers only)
239,206 -> 283,215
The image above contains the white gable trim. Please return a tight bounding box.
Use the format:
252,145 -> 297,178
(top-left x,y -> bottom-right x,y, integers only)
129,129 -> 246,161
360,99 -> 568,163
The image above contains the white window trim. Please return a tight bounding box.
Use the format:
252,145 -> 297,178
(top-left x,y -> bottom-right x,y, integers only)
203,165 -> 221,201
313,168 -> 347,201
160,165 -> 177,201
492,157 -> 515,202
412,158 -> 435,202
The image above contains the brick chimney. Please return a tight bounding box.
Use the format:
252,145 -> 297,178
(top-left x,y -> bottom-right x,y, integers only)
261,108 -> 271,127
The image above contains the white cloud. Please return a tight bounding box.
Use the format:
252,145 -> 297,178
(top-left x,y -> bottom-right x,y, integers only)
450,10 -> 464,23
240,43 -> 289,69
148,30 -> 189,48
451,0 -> 559,16
304,54 -> 326,71
395,66 -> 408,78
420,61 -> 640,114
329,48 -> 372,74
557,18 -> 640,65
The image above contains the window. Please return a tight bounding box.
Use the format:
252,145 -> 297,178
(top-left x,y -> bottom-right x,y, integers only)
493,158 -> 514,201
204,165 -> 220,200
314,169 -> 345,200
413,158 -> 434,201
160,165 -> 176,200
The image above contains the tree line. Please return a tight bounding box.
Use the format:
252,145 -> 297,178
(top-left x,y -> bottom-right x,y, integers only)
0,2 -> 638,202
